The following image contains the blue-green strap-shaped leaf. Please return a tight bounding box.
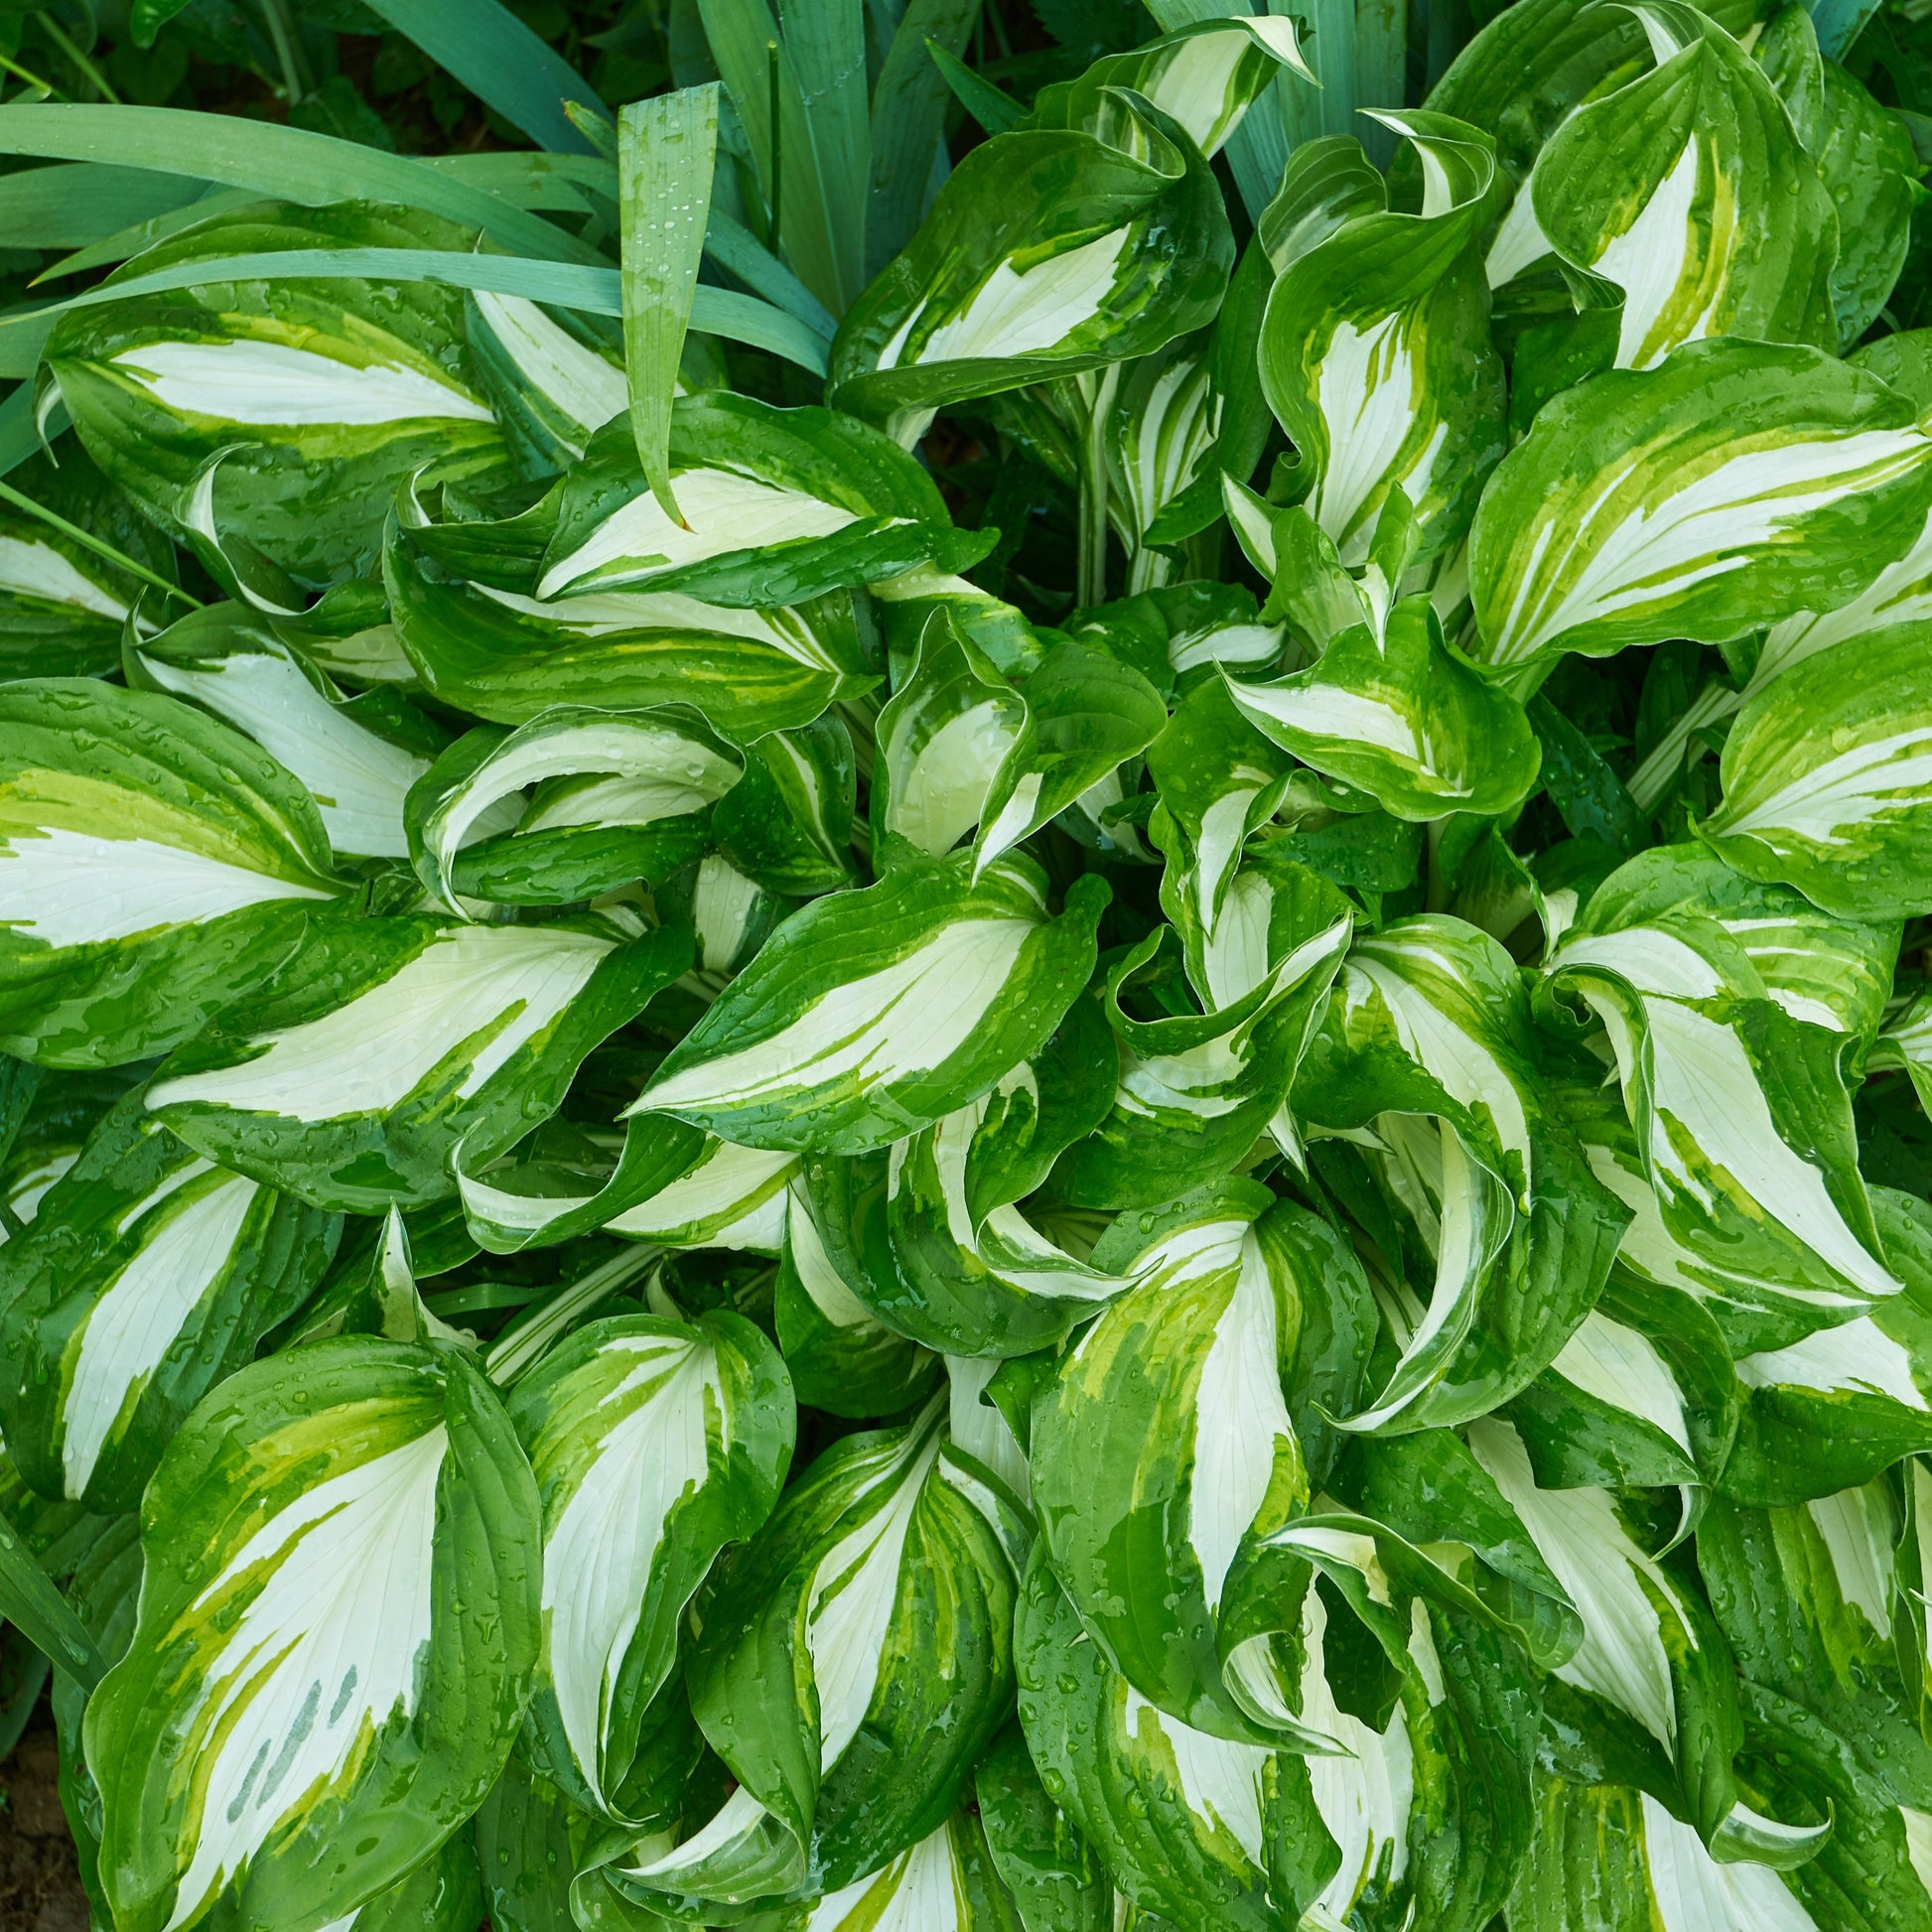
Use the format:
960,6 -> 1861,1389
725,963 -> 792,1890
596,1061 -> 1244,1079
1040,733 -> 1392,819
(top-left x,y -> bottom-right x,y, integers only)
0,104 -> 603,265
347,0 -> 611,155
619,86 -> 719,525
84,1338 -> 541,1932
506,1311 -> 793,1822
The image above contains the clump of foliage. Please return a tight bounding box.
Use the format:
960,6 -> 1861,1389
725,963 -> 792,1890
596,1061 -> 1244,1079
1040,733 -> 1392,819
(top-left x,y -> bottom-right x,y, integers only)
2,0 -> 1932,1928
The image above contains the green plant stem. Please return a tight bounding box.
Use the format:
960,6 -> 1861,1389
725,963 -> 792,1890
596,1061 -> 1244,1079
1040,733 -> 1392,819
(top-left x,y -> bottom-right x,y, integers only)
0,50 -> 58,97
258,0 -> 306,106
35,13 -> 118,103
0,478 -> 203,611
1074,368 -> 1118,610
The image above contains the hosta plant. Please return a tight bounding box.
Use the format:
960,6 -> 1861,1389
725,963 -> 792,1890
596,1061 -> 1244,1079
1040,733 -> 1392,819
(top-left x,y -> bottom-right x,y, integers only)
4,0 -> 1932,1927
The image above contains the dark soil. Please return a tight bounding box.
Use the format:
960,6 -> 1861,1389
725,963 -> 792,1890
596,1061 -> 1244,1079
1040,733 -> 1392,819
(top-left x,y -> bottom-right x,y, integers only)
0,1706 -> 88,1932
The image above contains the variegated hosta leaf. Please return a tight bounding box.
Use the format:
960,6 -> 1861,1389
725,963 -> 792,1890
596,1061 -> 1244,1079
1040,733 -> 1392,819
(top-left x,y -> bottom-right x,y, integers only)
1033,1182 -> 1340,1739
0,1063 -> 138,1241
604,1134 -> 801,1252
1089,580 -> 1284,690
1505,1280 -> 1738,1496
871,997 -> 1130,1357
1746,336 -> 1932,662
1296,917 -> 1629,1433
1526,1 -> 1836,369
1464,1416 -> 1776,1852
1223,591 -> 1542,822
1030,17 -> 1312,163
1700,1481 -> 1929,1768
974,1722 -> 1114,1932
1426,0 -> 1761,185
871,564 -> 1042,684
1701,619 -> 1932,918
630,854 -> 1106,1155
1107,239 -> 1277,586
971,640 -> 1169,878
1695,1484 -> 1932,1924
405,705 -> 743,909
1544,881 -> 1901,1337
1721,1192 -> 1932,1503
1143,675 -> 1293,940
1054,857 -> 1352,1211
505,1311 -> 793,1821
0,1083 -> 339,1513
1017,1543 -> 1537,1932
0,678 -> 342,1069
147,912 -> 689,1211
49,202 -> 508,592
450,1108 -> 708,1256
659,856 -> 784,998
83,1338 -> 540,1932
598,1395 -> 1023,1912
126,603 -> 444,862
1572,1085 -> 1897,1358
285,1203 -> 472,1351
1467,339 -> 1932,676
828,85 -> 1232,439
1108,333 -> 1220,589
711,714 -> 861,898
1258,111 -> 1506,566
774,1176 -> 943,1419
465,290 -> 627,478
0,446 -> 172,679
1347,1425 -> 1585,1671
385,501 -> 875,739
747,1806 -> 1030,1931
1756,6 -> 1922,350
873,610 -> 1029,862
1507,1774 -> 1820,1932
1575,841 -> 1900,1042
426,398 -> 989,611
